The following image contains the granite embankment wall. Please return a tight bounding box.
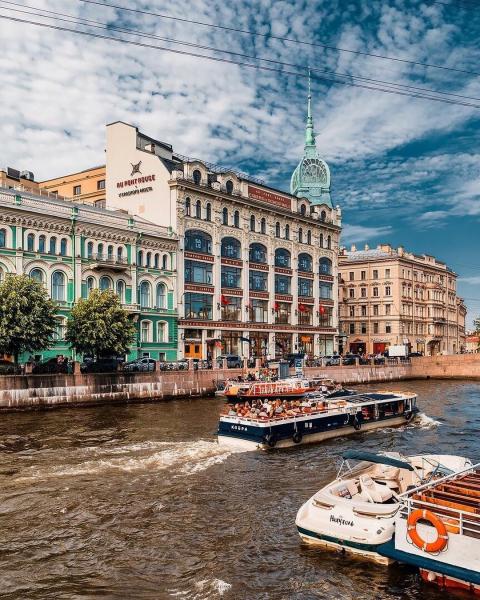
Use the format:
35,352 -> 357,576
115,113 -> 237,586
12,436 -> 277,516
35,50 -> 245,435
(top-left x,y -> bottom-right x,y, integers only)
0,354 -> 479,411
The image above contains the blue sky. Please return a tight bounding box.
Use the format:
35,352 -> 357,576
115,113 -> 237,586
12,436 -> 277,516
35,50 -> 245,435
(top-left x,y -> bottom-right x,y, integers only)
1,0 -> 479,324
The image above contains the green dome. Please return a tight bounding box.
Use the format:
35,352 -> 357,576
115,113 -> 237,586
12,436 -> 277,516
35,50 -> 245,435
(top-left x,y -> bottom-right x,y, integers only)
290,73 -> 332,208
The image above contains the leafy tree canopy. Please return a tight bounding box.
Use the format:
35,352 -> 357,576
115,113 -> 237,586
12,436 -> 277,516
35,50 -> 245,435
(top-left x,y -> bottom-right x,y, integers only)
0,274 -> 57,361
66,289 -> 136,358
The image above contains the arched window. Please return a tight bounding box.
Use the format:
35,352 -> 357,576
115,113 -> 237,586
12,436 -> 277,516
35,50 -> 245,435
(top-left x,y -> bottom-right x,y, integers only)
60,238 -> 68,256
30,268 -> 44,283
320,210 -> 327,222
140,320 -> 152,343
51,271 -> 66,301
319,233 -> 324,248
192,169 -> 202,185
221,237 -> 241,259
327,235 -> 331,249
260,218 -> 266,234
185,197 -> 191,216
107,245 -> 114,260
222,207 -> 228,225
27,233 -> 34,252
137,250 -> 143,266
206,203 -> 212,221
156,283 -> 167,308
249,243 -> 267,264
0,265 -> 4,283
298,228 -> 303,243
157,321 -> 168,343
118,247 -> 124,262
49,237 -> 57,255
86,276 -> 95,296
116,279 -> 125,302
225,180 -> 234,194
153,253 -> 159,269
146,252 -> 151,268
285,224 -> 290,240
139,281 -> 152,308
87,241 -> 93,259
319,257 -> 332,275
298,253 -> 312,272
184,230 -> 212,254
233,211 -> 240,228
195,200 -> 201,218
300,204 -> 306,216
307,230 -> 312,245
99,276 -> 111,291
0,229 -> 6,248
250,215 -> 255,232
98,243 -> 104,258
275,248 -> 291,268
38,235 -> 46,253
54,317 -> 66,341
162,254 -> 168,270
275,222 -> 280,238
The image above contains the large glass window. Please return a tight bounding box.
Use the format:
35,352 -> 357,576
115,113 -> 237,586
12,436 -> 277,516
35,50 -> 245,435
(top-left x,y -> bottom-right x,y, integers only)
184,260 -> 213,284
249,299 -> 268,323
249,243 -> 267,264
30,268 -> 44,284
193,169 -> 201,185
226,180 -> 234,194
27,233 -> 34,251
298,278 -> 313,297
139,281 -> 152,308
233,211 -> 240,228
156,283 -> 167,308
319,306 -> 333,327
86,276 -> 95,296
275,248 -> 291,268
116,279 -> 125,302
222,207 -> 228,225
298,253 -> 312,272
87,241 -> 93,259
221,296 -> 241,321
319,257 -> 332,275
221,266 -> 241,288
60,238 -> 68,256
249,270 -> 268,292
275,302 -> 291,324
250,215 -> 255,232
260,218 -> 266,234
221,237 -> 241,259
195,200 -> 201,218
185,293 -> 213,320
185,230 -> 212,254
99,276 -> 111,291
49,237 -> 57,255
38,235 -> 46,253
141,320 -> 152,342
275,274 -> 291,294
51,271 -> 66,301
319,282 -> 332,299
298,304 -> 313,326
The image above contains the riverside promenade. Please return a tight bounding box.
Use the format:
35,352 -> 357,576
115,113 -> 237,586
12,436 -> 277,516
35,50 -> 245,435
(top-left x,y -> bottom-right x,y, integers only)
0,354 -> 479,411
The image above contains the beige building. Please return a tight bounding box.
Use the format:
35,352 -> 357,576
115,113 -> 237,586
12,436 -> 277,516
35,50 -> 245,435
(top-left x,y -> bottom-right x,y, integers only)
40,166 -> 106,207
338,244 -> 466,356
1,166 -> 40,194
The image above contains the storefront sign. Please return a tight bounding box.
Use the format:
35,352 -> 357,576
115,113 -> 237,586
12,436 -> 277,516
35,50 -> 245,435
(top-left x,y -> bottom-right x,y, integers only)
184,284 -> 214,293
248,185 -> 292,209
116,168 -> 156,198
184,251 -> 215,262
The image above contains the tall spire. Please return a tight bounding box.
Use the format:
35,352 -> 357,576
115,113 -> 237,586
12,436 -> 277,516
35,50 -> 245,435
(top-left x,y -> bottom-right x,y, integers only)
305,68 -> 316,148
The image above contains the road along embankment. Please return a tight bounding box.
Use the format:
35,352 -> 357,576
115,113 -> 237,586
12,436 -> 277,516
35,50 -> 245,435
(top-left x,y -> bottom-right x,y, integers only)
0,354 -> 478,411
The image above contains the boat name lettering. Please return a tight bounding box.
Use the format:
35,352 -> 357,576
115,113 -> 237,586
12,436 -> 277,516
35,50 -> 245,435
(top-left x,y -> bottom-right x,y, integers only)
231,425 -> 248,432
330,515 -> 354,527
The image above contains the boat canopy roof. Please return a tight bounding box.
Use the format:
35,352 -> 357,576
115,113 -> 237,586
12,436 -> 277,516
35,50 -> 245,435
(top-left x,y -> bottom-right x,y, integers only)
343,450 -> 415,472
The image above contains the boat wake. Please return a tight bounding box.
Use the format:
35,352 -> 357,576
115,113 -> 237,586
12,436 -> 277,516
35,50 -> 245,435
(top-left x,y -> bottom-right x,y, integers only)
12,440 -> 242,484
168,578 -> 232,598
412,412 -> 442,429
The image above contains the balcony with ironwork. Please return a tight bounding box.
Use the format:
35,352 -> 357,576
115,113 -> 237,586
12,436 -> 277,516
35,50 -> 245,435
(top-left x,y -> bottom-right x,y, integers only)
91,253 -> 129,271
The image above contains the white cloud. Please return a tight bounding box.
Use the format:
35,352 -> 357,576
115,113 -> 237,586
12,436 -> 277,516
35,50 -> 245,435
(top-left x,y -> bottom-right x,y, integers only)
341,223 -> 392,244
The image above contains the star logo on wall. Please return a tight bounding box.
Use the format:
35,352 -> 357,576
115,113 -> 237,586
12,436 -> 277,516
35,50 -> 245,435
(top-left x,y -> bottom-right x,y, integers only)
130,161 -> 142,176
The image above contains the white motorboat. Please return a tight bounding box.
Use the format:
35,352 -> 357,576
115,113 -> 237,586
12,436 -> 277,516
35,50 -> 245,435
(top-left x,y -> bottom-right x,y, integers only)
296,450 -> 472,564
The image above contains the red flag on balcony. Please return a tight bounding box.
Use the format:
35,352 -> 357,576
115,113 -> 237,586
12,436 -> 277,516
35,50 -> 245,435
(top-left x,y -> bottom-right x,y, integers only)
319,305 -> 326,314
220,294 -> 230,305
274,301 -> 280,312
298,303 -> 307,313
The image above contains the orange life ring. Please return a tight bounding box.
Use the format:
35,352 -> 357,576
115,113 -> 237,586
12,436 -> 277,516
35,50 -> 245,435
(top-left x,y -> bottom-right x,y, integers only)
407,509 -> 448,553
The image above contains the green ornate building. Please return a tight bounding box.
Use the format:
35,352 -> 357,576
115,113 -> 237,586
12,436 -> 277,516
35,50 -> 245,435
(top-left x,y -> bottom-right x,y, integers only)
0,187 -> 178,362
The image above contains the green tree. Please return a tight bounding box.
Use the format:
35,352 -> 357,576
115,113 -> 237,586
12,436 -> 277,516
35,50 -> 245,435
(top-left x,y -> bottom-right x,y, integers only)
0,274 -> 57,362
66,289 -> 136,358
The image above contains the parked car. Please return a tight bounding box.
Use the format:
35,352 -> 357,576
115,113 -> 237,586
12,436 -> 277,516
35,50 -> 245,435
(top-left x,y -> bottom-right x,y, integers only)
216,355 -> 242,368
324,355 -> 341,366
124,358 -> 156,373
0,359 -> 21,375
32,357 -> 69,374
80,358 -> 120,373
286,353 -> 306,367
342,354 -> 368,366
408,352 -> 423,358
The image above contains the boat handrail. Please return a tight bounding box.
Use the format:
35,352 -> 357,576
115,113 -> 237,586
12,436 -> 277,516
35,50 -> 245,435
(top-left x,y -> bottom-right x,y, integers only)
398,462 -> 479,498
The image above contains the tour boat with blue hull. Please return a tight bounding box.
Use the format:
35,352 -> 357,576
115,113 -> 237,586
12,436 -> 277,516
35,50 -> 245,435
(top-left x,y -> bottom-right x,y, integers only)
217,390 -> 419,451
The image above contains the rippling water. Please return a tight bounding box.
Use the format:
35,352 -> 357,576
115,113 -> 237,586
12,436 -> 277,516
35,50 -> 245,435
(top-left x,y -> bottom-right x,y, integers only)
0,380 -> 478,599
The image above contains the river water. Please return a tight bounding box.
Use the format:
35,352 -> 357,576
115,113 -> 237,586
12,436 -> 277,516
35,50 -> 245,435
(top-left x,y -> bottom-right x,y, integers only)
0,380 -> 478,600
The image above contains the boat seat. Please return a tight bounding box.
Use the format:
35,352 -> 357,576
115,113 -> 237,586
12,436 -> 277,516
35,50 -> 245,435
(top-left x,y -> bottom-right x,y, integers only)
370,464 -> 400,481
359,475 -> 394,503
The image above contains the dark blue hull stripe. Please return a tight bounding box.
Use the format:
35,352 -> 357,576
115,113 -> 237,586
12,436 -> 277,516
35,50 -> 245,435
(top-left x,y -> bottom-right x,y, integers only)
297,526 -> 480,586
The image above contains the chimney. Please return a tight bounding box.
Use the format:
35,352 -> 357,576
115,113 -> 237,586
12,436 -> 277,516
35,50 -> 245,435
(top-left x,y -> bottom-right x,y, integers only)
364,244 -> 369,251
398,246 -> 404,256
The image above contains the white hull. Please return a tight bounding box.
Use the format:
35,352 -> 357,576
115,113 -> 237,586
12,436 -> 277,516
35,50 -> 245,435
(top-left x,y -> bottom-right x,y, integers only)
218,414 -> 409,451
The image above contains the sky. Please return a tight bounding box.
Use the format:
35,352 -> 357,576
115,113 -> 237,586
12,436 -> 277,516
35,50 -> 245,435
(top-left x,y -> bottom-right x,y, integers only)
1,0 -> 479,325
